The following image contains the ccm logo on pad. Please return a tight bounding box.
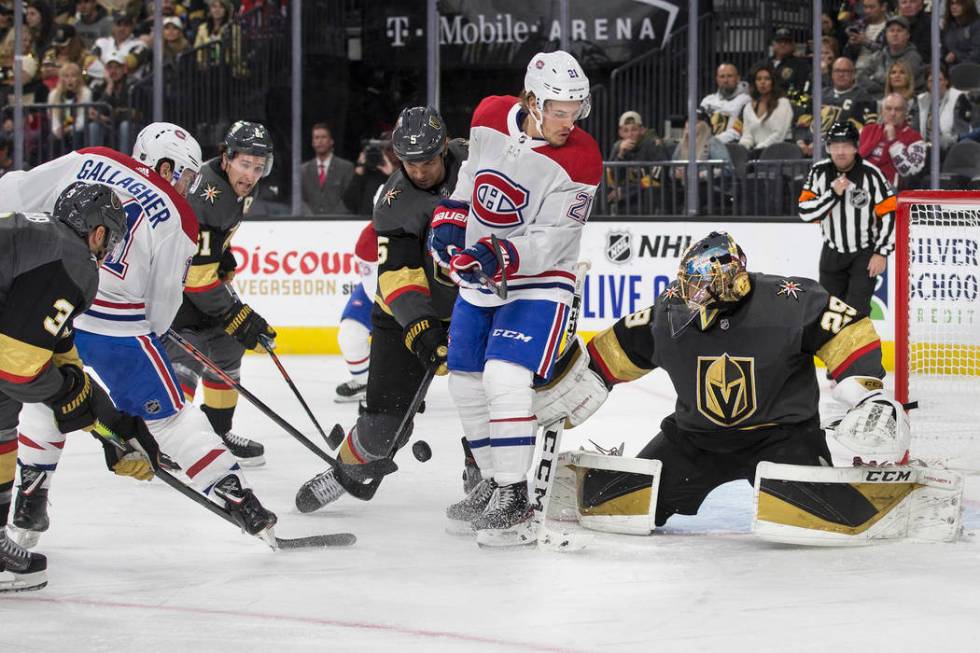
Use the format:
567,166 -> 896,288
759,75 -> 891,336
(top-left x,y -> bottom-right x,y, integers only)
472,170 -> 528,228
492,328 -> 533,343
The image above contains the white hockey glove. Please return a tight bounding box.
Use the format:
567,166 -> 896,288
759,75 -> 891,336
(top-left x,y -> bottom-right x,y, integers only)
832,376 -> 910,464
533,337 -> 609,428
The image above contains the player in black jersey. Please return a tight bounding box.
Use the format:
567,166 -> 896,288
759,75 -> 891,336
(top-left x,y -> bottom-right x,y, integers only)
535,232 -> 908,528
295,106 -> 469,512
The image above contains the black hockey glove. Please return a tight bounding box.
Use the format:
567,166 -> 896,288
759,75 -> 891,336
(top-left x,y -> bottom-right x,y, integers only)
94,413 -> 161,482
403,317 -> 448,376
44,364 -> 116,434
222,301 -> 276,351
218,248 -> 238,282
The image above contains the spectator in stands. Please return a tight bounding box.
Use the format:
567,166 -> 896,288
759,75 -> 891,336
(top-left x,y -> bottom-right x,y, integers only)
0,132 -> 11,177
897,0 -> 932,62
52,0 -> 74,23
92,13 -> 148,74
344,132 -> 396,215
943,0 -> 980,66
859,92 -> 926,187
26,1 -> 55,60
699,62 -> 751,144
45,24 -> 87,69
916,62 -> 973,155
302,122 -> 354,215
49,62 -> 93,147
606,110 -> 667,209
761,28 -> 811,103
859,16 -> 924,95
820,35 -> 841,78
40,52 -> 59,90
0,5 -> 12,44
137,0 -> 186,38
671,109 -> 713,180
797,56 -> 878,157
194,0 -> 233,66
846,0 -> 890,79
89,52 -> 134,131
738,64 -> 793,157
881,60 -> 920,129
161,16 -> 191,64
71,0 -> 114,50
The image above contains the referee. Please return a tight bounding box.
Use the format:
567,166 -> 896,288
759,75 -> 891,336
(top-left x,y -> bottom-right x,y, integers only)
798,121 -> 896,319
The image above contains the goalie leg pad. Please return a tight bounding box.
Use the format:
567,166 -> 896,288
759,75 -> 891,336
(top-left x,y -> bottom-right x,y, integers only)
753,462 -> 964,545
570,453 -> 662,535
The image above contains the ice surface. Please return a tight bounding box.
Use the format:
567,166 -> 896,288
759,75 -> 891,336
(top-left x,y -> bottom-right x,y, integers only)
2,356 -> 977,652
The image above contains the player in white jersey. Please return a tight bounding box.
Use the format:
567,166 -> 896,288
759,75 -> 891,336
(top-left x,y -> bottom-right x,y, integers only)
428,50 -> 602,546
0,125 -> 277,547
334,222 -> 378,403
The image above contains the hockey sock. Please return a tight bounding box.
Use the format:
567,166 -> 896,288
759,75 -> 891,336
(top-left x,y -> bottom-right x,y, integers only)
201,378 -> 238,435
338,319 -> 370,382
0,428 -> 16,526
483,360 -> 536,486
449,371 -> 494,478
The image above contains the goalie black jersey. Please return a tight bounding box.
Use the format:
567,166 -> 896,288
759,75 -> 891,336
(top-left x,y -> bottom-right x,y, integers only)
587,273 -> 885,435
372,138 -> 468,327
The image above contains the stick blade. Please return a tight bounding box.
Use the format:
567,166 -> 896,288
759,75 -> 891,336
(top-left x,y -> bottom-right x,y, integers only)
276,532 -> 357,549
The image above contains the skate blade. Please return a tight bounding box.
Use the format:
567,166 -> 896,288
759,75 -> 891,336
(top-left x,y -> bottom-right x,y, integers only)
235,455 -> 266,468
6,525 -> 42,550
445,519 -> 476,536
333,394 -> 365,404
475,523 -> 536,548
0,568 -> 48,593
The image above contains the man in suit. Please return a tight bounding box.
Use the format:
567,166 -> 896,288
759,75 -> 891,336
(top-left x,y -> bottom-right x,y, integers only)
301,123 -> 353,215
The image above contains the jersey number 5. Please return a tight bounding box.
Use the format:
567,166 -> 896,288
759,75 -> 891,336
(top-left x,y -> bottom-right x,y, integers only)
43,299 -> 75,336
820,296 -> 857,334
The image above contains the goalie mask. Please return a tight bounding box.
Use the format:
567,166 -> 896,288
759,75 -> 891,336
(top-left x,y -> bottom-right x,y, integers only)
668,231 -> 751,337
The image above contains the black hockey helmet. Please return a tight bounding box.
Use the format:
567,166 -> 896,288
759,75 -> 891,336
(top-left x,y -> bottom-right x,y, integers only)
392,106 -> 447,162
826,121 -> 859,146
224,120 -> 274,177
668,231 -> 751,337
54,182 -> 127,254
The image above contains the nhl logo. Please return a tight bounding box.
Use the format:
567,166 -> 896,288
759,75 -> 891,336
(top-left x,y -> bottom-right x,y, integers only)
605,231 -> 633,264
849,187 -> 870,209
144,399 -> 161,415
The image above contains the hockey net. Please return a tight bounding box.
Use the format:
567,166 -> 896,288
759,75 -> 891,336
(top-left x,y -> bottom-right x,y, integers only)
896,192 -> 980,470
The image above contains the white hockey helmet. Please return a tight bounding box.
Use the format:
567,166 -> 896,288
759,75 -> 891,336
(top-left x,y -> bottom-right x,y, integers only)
524,50 -> 591,121
132,122 -> 203,193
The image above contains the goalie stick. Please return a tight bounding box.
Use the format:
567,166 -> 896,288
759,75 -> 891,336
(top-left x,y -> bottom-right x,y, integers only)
530,260 -> 591,551
164,329 -> 394,500
92,422 -> 356,550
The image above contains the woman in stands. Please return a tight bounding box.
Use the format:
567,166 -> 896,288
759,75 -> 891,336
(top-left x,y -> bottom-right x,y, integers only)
738,63 -> 793,158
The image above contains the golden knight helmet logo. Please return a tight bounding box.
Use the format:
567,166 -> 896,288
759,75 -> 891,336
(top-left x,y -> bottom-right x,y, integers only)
696,354 -> 757,427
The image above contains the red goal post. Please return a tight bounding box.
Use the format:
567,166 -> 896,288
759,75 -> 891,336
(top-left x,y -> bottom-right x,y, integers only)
895,191 -> 980,470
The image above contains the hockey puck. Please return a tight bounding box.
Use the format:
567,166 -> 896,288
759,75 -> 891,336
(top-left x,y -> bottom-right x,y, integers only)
412,440 -> 432,462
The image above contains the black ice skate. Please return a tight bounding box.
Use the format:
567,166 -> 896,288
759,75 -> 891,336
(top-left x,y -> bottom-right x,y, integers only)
219,431 -> 265,466
0,530 -> 47,593
473,481 -> 535,547
334,379 -> 367,403
10,466 -> 49,549
446,478 -> 497,535
213,474 -> 277,541
295,468 -> 347,513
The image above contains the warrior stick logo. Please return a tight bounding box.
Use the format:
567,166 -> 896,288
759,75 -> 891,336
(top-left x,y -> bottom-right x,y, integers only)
471,169 -> 528,227
696,354 -> 757,427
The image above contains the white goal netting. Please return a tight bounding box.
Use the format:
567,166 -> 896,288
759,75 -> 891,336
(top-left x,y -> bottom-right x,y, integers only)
900,200 -> 980,470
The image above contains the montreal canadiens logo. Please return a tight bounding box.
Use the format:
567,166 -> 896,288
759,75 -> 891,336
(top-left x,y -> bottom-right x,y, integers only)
471,169 -> 529,227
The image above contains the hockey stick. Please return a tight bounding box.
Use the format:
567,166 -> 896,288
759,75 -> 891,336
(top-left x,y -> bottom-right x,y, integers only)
531,260 -> 591,550
164,329 -> 394,500
92,422 -> 356,550
258,333 -> 330,443
476,234 -> 508,300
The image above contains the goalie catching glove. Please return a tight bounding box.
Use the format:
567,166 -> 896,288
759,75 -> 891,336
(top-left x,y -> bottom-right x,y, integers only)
222,301 -> 276,351
533,336 -> 609,428
832,376 -> 910,464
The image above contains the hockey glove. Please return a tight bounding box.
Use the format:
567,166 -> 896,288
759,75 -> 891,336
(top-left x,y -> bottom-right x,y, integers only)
95,413 -> 161,482
44,364 -> 116,434
449,237 -> 519,290
403,317 -> 448,376
218,248 -> 238,282
832,376 -> 911,464
222,302 -> 276,351
429,200 -> 469,270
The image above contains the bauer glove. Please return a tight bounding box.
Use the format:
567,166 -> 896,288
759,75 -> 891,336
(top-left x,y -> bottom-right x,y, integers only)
403,317 -> 448,376
222,301 -> 276,351
449,237 -> 519,290
429,200 -> 468,270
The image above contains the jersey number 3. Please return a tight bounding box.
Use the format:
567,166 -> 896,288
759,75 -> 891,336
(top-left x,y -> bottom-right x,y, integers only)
43,299 -> 75,336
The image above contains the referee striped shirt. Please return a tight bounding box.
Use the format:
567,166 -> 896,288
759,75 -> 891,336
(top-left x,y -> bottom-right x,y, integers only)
798,156 -> 897,256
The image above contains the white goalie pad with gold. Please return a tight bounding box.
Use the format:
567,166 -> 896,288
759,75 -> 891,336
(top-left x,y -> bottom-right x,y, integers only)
753,461 -> 964,545
546,451 -> 662,535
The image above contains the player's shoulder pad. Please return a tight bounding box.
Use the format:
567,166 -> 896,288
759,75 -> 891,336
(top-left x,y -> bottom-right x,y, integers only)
533,128 -> 603,186
753,272 -> 828,319
446,137 -> 469,163
471,95 -> 519,132
354,222 -> 378,262
186,158 -> 237,230
372,170 -> 429,237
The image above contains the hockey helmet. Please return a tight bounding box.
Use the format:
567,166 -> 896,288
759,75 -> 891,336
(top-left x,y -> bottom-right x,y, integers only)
224,120 -> 274,177
392,106 -> 447,162
524,50 -> 591,121
54,182 -> 127,257
668,231 -> 751,337
826,121 -> 859,146
133,122 -> 202,194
